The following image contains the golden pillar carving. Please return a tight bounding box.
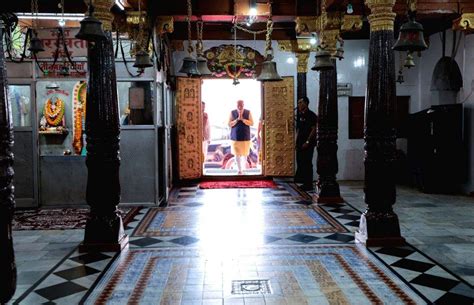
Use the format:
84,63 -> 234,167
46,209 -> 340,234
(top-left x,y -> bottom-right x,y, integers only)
296,52 -> 309,73
453,13 -> 474,34
365,0 -> 396,32
90,0 -> 114,31
342,15 -> 364,32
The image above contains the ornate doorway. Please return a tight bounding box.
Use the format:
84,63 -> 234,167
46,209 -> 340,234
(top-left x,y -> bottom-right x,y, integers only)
176,76 -> 294,180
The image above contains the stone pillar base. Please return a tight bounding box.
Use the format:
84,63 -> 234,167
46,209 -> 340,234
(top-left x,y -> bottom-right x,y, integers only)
355,213 -> 406,247
79,235 -> 129,253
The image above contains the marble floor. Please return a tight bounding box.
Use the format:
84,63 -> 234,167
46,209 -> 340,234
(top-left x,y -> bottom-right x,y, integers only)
8,181 -> 474,304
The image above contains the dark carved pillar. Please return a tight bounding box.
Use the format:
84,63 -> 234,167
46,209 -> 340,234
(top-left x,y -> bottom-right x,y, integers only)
315,58 -> 343,204
296,53 -> 309,100
0,18 -> 17,303
80,0 -> 128,252
355,0 -> 405,246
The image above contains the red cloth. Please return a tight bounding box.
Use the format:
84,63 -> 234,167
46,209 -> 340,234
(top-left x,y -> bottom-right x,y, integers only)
199,180 -> 277,189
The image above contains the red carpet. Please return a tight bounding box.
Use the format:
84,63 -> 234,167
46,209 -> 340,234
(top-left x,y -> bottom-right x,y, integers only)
199,180 -> 277,189
13,207 -> 141,230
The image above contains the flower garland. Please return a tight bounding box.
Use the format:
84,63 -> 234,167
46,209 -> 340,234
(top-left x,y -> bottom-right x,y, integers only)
44,97 -> 65,127
73,81 -> 87,154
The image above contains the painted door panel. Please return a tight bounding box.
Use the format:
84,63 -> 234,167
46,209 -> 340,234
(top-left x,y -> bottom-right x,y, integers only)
263,77 -> 295,176
176,78 -> 202,179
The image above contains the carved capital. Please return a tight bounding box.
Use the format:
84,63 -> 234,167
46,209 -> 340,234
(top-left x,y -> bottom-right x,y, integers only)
157,16 -> 174,35
277,40 -> 297,52
453,13 -> 474,33
324,12 -> 344,31
342,15 -> 364,32
322,29 -> 340,55
296,16 -> 319,34
90,0 -> 114,31
126,11 -> 147,25
366,0 -> 396,32
296,52 -> 310,73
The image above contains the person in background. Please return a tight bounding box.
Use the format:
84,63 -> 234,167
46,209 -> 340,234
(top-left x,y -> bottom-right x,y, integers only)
295,96 -> 318,191
228,99 -> 254,175
202,101 -> 211,161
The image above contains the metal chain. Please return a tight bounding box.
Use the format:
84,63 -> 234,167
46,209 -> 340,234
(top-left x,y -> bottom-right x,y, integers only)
196,20 -> 203,55
186,0 -> 193,54
234,24 -> 267,35
320,0 -> 327,48
264,0 -> 273,56
31,0 -> 39,29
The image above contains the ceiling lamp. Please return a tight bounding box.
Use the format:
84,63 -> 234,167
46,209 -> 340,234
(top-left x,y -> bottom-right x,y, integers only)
196,21 -> 212,75
257,1 -> 282,82
179,0 -> 201,77
393,0 -> 427,53
346,2 -> 354,14
75,0 -> 106,41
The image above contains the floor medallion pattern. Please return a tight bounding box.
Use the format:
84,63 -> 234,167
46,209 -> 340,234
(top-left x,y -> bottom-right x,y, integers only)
84,245 -> 425,305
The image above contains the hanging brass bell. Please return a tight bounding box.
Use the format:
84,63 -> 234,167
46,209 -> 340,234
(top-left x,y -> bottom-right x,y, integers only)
311,49 -> 334,71
404,52 -> 415,69
75,10 -> 106,41
256,55 -> 282,81
334,47 -> 344,60
196,54 -> 212,76
393,12 -> 427,52
396,70 -> 404,84
28,31 -> 44,54
232,77 -> 240,85
133,50 -> 153,69
179,56 -> 201,77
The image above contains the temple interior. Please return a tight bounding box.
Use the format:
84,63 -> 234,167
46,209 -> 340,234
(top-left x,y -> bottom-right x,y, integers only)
1,0 -> 474,304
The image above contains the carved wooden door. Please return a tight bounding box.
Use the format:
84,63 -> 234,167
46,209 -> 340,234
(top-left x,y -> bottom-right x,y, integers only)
263,77 -> 295,176
176,77 -> 202,179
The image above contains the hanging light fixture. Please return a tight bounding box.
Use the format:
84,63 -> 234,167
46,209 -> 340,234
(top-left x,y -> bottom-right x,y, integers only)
393,0 -> 427,52
179,0 -> 201,77
404,52 -> 415,69
256,0 -> 282,82
311,0 -> 334,71
196,20 -> 212,75
231,25 -> 241,84
28,0 -> 44,54
75,0 -> 106,41
132,0 -> 153,70
232,77 -> 240,85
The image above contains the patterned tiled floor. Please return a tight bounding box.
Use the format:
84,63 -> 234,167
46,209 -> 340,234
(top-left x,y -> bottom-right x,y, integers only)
11,181 -> 474,304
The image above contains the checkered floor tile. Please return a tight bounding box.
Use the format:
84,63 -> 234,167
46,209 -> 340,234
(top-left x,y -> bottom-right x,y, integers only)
13,182 -> 474,305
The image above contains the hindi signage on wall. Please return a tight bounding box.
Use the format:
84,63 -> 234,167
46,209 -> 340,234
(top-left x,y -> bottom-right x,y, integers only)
35,28 -> 87,59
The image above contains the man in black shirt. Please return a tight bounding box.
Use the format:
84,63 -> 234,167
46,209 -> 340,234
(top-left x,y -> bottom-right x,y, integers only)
295,97 -> 318,191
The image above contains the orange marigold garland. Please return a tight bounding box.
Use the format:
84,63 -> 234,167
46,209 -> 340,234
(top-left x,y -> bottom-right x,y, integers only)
73,81 -> 87,155
44,98 -> 65,127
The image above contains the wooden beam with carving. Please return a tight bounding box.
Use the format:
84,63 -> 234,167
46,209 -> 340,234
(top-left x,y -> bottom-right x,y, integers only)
453,13 -> 474,33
